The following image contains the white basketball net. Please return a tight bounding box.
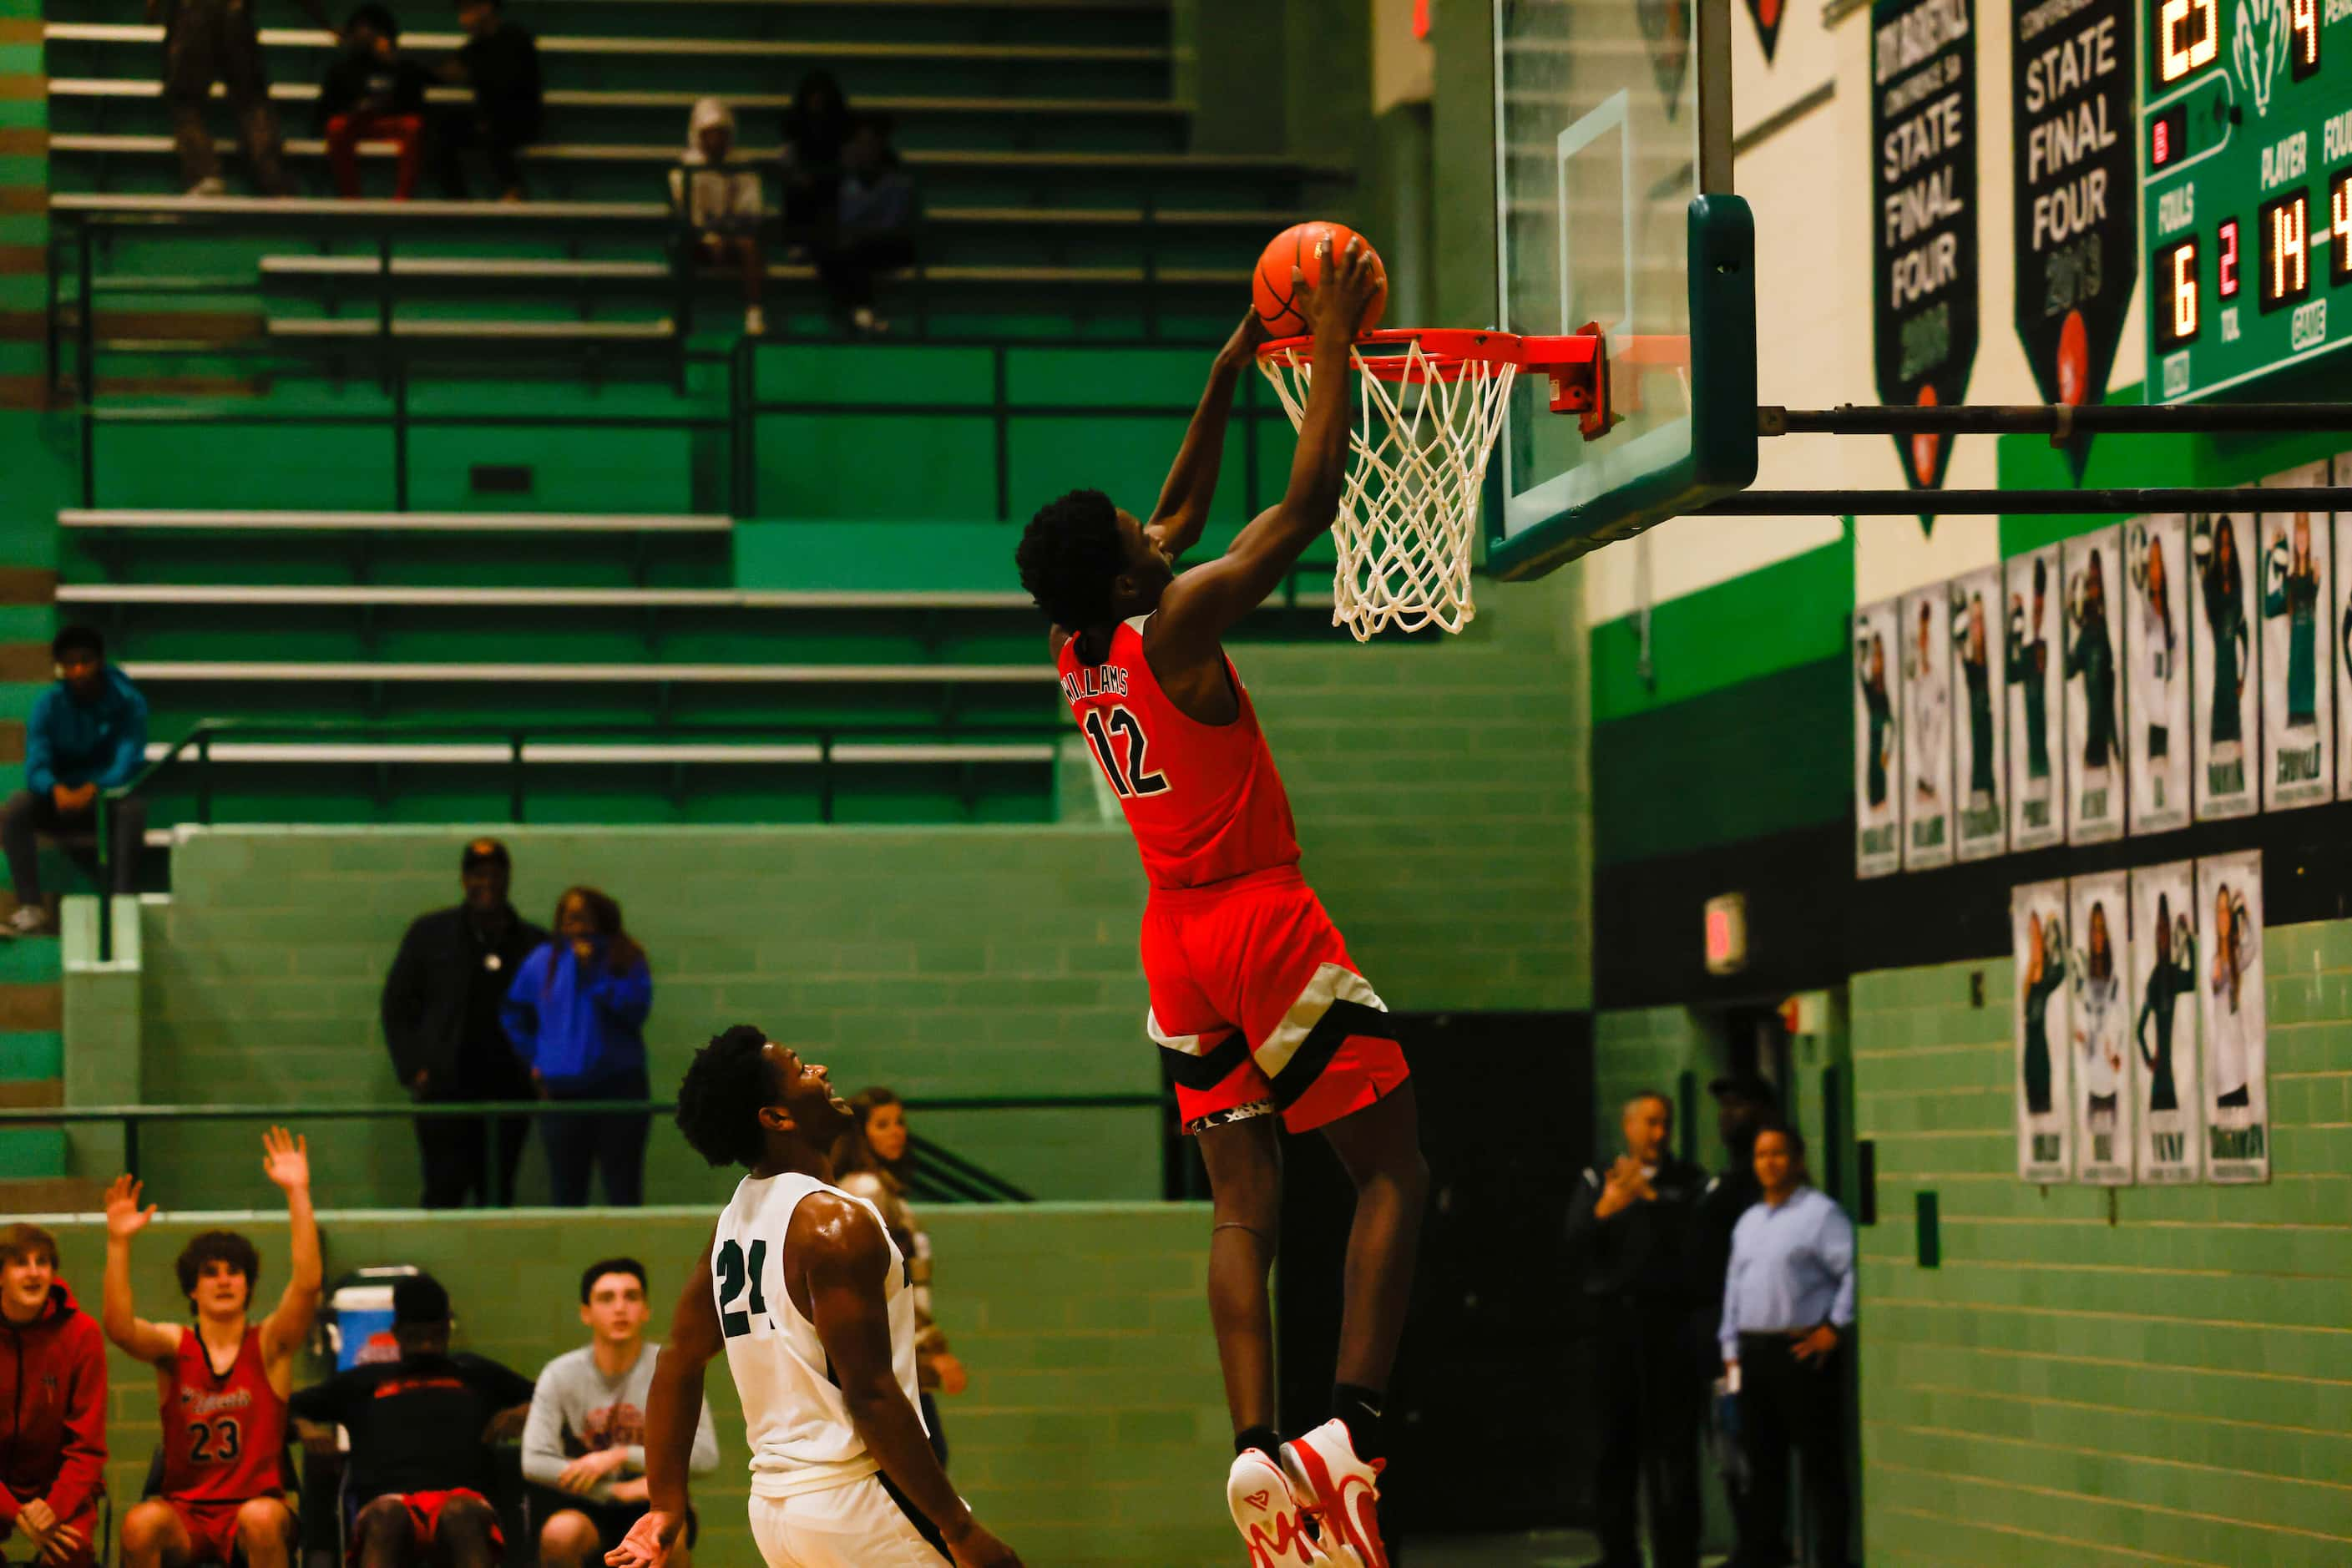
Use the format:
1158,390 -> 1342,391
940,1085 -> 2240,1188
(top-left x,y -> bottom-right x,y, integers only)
1257,337 -> 1517,640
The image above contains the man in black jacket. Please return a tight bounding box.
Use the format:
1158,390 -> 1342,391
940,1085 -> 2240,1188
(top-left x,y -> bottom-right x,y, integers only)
1692,1073 -> 1776,1562
380,839 -> 546,1208
1564,1090 -> 1710,1568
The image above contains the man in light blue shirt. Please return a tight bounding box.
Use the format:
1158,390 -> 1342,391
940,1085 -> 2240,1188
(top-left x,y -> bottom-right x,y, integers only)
1719,1123 -> 1855,1568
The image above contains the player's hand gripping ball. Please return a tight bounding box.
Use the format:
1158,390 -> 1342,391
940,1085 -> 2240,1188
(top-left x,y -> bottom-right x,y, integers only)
1252,221 -> 1388,339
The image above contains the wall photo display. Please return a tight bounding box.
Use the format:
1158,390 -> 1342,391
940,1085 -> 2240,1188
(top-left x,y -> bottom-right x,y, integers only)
2130,860 -> 2203,1184
1951,567 -> 2008,860
2013,878 -> 2073,1182
2338,451 -> 2352,804
2126,515 -> 2193,836
1902,585 -> 1955,869
2258,463 -> 2334,811
2006,545 -> 2066,851
1855,600 -> 1904,878
2197,850 -> 2269,1184
2063,526 -> 2126,842
2190,513 -> 2260,820
2067,871 -> 2133,1184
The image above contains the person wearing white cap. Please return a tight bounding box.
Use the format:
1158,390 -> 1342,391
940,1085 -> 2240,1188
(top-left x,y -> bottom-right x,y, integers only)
670,98 -> 766,336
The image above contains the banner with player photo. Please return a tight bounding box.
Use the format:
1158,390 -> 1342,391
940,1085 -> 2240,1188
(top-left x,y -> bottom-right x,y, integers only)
1950,568 -> 2007,859
2258,464 -> 2334,810
1855,600 -> 1904,878
2067,871 -> 2132,1184
2006,545 -> 2066,851
2126,515 -> 2193,836
2013,878 -> 2072,1181
2339,452 -> 2352,805
2197,850 -> 2268,1182
2130,860 -> 2203,1184
2190,513 -> 2259,820
2062,526 -> 2125,842
1901,586 -> 1955,869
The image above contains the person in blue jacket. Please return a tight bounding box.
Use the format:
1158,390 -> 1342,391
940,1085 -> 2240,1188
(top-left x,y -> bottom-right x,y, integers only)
2,628 -> 148,938
502,887 -> 654,1206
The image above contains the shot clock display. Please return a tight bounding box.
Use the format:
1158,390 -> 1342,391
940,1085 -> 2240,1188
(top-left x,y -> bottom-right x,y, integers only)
2142,0 -> 2346,400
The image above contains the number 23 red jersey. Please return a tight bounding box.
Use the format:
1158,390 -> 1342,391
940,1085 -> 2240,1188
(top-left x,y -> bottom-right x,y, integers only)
162,1327 -> 289,1502
1057,617 -> 1301,891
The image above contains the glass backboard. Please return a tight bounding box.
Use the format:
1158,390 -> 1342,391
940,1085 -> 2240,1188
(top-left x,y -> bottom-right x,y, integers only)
1488,0 -> 1758,578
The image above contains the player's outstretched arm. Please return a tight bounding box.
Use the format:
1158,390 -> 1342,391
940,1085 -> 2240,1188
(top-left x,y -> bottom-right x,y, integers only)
1152,237 -> 1380,662
99,1174 -> 180,1364
1145,311 -> 1270,562
797,1195 -> 1024,1568
607,1244 -> 723,1568
259,1127 -> 324,1362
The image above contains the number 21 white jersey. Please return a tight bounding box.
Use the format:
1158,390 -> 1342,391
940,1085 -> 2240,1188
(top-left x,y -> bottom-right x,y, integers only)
713,1170 -> 925,1500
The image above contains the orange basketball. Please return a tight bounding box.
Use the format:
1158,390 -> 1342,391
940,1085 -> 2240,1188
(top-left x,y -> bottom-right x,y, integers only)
1252,221 -> 1388,339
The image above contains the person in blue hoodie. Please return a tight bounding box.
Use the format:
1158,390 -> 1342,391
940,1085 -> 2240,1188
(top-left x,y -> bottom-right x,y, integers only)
502,886 -> 654,1206
2,628 -> 148,938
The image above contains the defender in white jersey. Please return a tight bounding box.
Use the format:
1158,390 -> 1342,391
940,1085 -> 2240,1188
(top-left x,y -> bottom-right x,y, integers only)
605,1028 -> 1022,1568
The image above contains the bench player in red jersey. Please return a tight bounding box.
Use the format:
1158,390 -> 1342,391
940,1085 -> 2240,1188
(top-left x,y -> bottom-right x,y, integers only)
102,1129 -> 322,1568
1014,237 -> 1424,1568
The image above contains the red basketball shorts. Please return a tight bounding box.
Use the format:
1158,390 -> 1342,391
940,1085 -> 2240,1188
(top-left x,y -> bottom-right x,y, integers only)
1141,866 -> 1409,1136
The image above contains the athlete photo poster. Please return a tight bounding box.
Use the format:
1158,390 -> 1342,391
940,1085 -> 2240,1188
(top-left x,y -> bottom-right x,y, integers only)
2126,515 -> 2193,836
2013,879 -> 2072,1182
2198,851 -> 2269,1183
2006,545 -> 2066,851
1901,586 -> 1954,869
2063,526 -> 2126,843
2258,463 -> 2334,810
2130,860 -> 2203,1185
1854,599 -> 1903,878
1950,568 -> 2008,861
2338,450 -> 2352,803
2067,871 -> 2133,1185
2190,513 -> 2259,820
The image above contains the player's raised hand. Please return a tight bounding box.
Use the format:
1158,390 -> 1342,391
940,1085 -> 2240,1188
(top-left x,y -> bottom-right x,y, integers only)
604,1510 -> 683,1568
260,1125 -> 311,1193
1296,235 -> 1380,345
104,1174 -> 156,1240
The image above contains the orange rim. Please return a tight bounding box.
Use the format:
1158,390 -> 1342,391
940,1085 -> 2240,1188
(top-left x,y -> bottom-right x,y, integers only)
1255,327 -> 1599,383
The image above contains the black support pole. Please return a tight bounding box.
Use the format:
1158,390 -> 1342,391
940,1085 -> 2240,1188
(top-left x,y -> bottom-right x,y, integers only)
1759,402 -> 2352,438
1694,488 -> 2352,516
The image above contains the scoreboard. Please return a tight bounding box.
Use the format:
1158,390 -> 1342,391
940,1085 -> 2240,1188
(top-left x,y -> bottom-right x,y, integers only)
2143,0 -> 2351,401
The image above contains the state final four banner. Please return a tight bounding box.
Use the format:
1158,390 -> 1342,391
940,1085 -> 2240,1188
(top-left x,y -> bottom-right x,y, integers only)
2197,851 -> 2268,1184
2126,516 -> 2192,837
2067,870 -> 2132,1185
2062,526 -> 2124,843
2013,878 -> 2071,1182
2190,513 -> 2259,821
2131,860 -> 2203,1185
1855,599 -> 1904,878
2258,463 -> 2334,811
2006,544 -> 2066,851
1950,567 -> 2006,860
1901,585 -> 1955,869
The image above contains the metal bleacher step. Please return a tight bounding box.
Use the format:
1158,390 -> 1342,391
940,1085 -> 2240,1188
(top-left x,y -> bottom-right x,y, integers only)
51,79 -> 1190,119
119,659 -> 1056,685
61,508 -> 731,534
264,316 -> 676,342
63,583 -> 1033,609
48,22 -> 1169,63
143,739 -> 1058,765
46,143 -> 1334,182
254,254 -> 1252,291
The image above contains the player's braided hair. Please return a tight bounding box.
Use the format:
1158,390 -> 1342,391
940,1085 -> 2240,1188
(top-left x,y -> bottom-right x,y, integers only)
675,1024 -> 775,1169
1015,488 -> 1124,630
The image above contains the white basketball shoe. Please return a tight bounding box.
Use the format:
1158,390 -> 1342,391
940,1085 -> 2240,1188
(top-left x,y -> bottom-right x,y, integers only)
1280,1419 -> 1389,1568
1227,1448 -> 1361,1567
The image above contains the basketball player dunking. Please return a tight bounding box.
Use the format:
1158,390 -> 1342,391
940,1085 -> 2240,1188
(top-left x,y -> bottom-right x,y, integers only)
1014,237 -> 1424,1568
606,1028 -> 1021,1568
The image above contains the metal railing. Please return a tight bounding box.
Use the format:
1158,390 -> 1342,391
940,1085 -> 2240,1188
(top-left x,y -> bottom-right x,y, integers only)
0,1093 -> 1181,1205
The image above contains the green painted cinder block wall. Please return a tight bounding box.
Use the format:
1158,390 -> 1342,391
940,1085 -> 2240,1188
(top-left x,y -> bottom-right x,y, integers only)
1851,921 -> 2352,1566
30,1204 -> 1235,1568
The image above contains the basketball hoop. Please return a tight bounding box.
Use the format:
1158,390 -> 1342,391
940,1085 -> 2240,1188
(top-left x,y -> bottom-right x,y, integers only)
1256,328 -> 1605,640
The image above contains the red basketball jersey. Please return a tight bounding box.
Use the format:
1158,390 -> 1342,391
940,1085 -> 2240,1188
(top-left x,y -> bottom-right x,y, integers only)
161,1328 -> 288,1503
1057,618 -> 1300,890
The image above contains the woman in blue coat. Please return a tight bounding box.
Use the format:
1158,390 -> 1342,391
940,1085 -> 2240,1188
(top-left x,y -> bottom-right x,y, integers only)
502,885 -> 653,1206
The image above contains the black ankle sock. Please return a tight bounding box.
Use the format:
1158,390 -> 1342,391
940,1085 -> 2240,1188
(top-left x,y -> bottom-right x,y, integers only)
1332,1383 -> 1386,1461
1235,1425 -> 1283,1464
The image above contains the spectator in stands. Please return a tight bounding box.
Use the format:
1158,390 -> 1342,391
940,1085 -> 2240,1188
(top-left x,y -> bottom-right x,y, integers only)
1,627 -> 149,939
430,0 -> 541,201
502,887 -> 655,1206
0,1225 -> 107,1568
834,1087 -> 968,1468
289,1275 -> 536,1568
814,114 -> 920,336
523,1257 -> 718,1568
382,837 -> 549,1209
159,0 -> 336,196
105,1128 -> 321,1568
317,4 -> 432,200
776,68 -> 851,240
1720,1123 -> 1857,1568
668,98 -> 766,337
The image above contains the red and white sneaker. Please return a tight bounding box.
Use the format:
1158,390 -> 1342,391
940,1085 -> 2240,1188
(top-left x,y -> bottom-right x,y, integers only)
1280,1419 -> 1389,1568
1227,1449 -> 1360,1567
